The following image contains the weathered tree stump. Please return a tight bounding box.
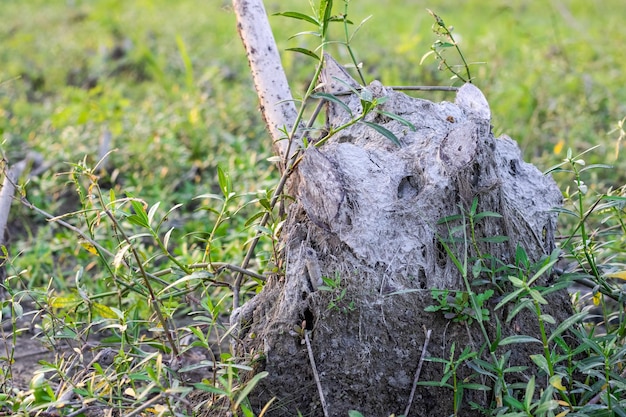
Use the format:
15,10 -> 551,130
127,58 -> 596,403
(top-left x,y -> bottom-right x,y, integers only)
231,57 -> 572,417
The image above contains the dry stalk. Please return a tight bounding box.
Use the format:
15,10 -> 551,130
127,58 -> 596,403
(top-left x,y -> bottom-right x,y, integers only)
305,330 -> 329,417
404,328 -> 432,417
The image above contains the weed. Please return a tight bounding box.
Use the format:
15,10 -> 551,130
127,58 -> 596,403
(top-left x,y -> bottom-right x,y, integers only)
420,343 -> 490,416
420,9 -> 474,83
425,288 -> 494,324
421,146 -> 626,415
317,272 -> 355,313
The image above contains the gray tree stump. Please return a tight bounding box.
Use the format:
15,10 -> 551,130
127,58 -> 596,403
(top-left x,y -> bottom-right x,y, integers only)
231,57 -> 572,417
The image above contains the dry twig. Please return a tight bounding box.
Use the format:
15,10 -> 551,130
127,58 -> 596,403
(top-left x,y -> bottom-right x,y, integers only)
305,330 -> 329,417
404,328 -> 432,417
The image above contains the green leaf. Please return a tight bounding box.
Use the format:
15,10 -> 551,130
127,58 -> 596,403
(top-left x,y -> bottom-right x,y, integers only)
460,382 -> 491,391
437,238 -> 466,276
548,311 -> 588,343
348,412 -> 365,417
467,359 -> 496,378
287,31 -> 321,40
311,92 -> 353,116
376,110 -> 416,131
128,199 -> 149,228
602,195 -> 626,202
479,236 -> 509,243
579,163 -> 613,172
499,335 -> 542,345
273,11 -> 319,26
494,290 -> 522,312
539,314 -> 556,324
419,50 -> 436,65
515,245 -> 529,268
437,213 -> 463,224
158,270 -> 213,296
524,376 -> 535,410
194,193 -> 224,202
528,288 -> 548,305
472,259 -> 482,279
508,276 -> 524,287
217,166 -> 230,197
476,289 -> 494,304
527,256 -> 558,286
470,197 -> 479,216
503,365 -> 528,374
361,99 -> 374,114
505,297 -> 533,322
285,47 -> 320,60
503,395 -> 524,410
147,201 -> 160,225
193,383 -> 228,396
458,347 -> 477,362
374,96 -> 387,105
319,0 -> 332,36
435,41 -> 455,48
92,302 -> 118,319
473,211 -> 503,221
530,354 -> 550,374
259,197 -> 272,210
416,380 -> 454,389
331,76 -> 361,96
549,206 -> 580,217
235,371 -> 269,409
245,211 -> 265,228
362,121 -> 401,146
359,88 -> 373,102
240,404 -> 255,417
163,227 -> 174,249
535,400 -> 560,414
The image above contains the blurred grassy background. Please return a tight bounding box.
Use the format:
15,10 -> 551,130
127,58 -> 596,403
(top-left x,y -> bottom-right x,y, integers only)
1,0 -> 624,290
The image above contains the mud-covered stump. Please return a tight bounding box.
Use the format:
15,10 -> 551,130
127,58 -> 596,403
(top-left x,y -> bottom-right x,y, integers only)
230,57 -> 571,417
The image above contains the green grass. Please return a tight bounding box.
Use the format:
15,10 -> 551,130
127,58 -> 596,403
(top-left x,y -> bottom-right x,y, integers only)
1,0 -> 625,415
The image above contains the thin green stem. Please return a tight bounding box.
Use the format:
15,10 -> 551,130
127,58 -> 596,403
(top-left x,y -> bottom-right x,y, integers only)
570,169 -> 602,281
604,354 -> 612,410
452,369 -> 458,416
151,230 -> 190,275
342,1 -> 366,85
281,52 -> 327,169
102,208 -> 179,357
440,221 -> 510,396
533,298 -> 554,377
202,198 -> 230,265
314,114 -> 364,148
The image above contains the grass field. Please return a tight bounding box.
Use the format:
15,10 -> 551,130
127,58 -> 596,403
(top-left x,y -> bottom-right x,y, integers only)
1,0 -> 626,415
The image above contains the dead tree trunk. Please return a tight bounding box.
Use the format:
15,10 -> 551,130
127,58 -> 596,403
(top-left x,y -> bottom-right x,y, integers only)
232,0 -> 299,167
230,57 -> 573,416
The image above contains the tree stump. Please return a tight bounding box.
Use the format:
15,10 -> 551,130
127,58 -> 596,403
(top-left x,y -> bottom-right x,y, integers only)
231,57 -> 572,417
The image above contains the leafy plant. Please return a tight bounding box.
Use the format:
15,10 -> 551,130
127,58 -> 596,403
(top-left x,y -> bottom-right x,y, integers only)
318,272 -> 355,313
420,9 -> 473,83
418,343 -> 489,416
425,288 -> 494,324
422,143 -> 626,415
